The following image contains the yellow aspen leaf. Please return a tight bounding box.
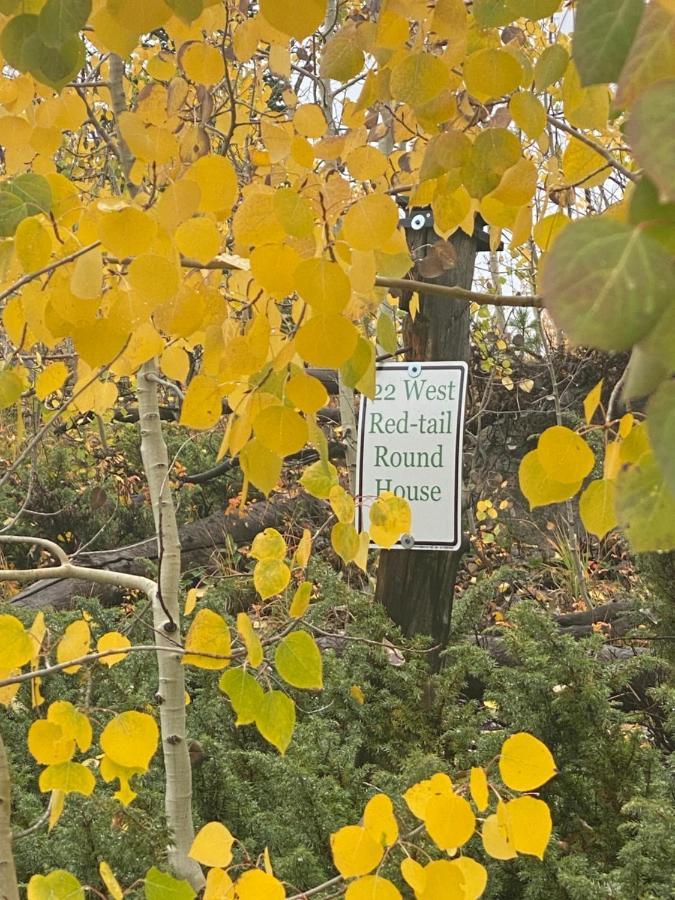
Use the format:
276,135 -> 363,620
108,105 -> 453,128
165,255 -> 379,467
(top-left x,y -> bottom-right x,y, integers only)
504,796 -> 553,860
254,405 -> 308,456
237,612 -> 264,668
464,48 -> 522,102
99,862 -> 123,900
604,440 -> 622,480
48,790 -> 65,831
0,370 -> 24,410
286,373 -> 328,415
179,374 -> 222,430
128,254 -> 180,303
70,247 -> 102,300
251,529 -> 287,561
160,344 -> 190,382
470,766 -> 489,812
417,860 -> 464,899
519,449 -> 582,510
509,92 -> 546,140
48,701 -> 91,752
489,157 -> 537,207
101,711 -> 159,771
346,145 -> 388,181
583,379 -> 604,424
331,825 -> 383,878
400,858 -> 425,893
0,672 -> 20,708
499,732 -> 557,792
189,821 -> 235,868
185,154 -> 238,214
235,869 -> 285,900
329,485 -> 355,524
56,619 -> 91,674
272,187 -> 315,239
183,609 -> 232,669
203,867 -> 235,900
289,581 -> 313,618
424,791 -> 476,850
250,243 -> 301,297
353,531 -> 370,573
39,762 -> 95,797
292,136 -> 315,170
240,439 -> 282,496
579,478 -> 617,539
320,27 -> 364,81
96,631 -> 131,667
99,755 -> 142,806
432,184 -> 472,237
618,413 -> 634,439
27,871 -> 84,900
368,492 -> 411,548
346,876 -> 401,900
342,194 -> 399,251
350,684 -> 365,704
449,857 -> 487,900
390,52 -> 450,108
404,773 -> 453,820
259,0 -> 326,39
181,41 -> 225,84
562,62 -> 609,131
154,179 -> 202,232
174,216 -> 221,264
253,559 -> 291,600
538,425 -> 595,483
294,103 -> 327,138
482,810 -> 516,860
35,362 -> 68,400
363,794 -> 398,846
293,530 -> 313,571
300,460 -> 339,498
98,206 -> 157,257
28,721 -> 75,765
275,630 -> 323,689
296,314 -> 359,367
331,522 -> 360,563
532,211 -> 570,251
15,216 -> 51,271
255,689 -> 296,754
294,258 -> 351,314
562,138 -> 609,189
618,421 -> 651,466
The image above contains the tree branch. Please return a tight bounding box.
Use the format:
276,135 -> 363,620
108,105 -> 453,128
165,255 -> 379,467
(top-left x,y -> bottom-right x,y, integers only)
375,275 -> 542,307
546,115 -> 637,183
0,242 -> 101,304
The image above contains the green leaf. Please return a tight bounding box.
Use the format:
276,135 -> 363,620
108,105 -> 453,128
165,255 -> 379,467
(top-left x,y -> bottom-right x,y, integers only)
376,310 -> 397,355
646,379 -> 675,495
144,867 -> 196,900
219,668 -> 264,726
0,13 -> 39,72
626,79 -> 675,204
510,0 -> 561,18
0,191 -> 26,237
165,0 -> 204,24
275,631 -> 323,690
574,0 -> 644,86
341,336 -> 375,391
629,177 -> 675,252
623,345 -> 671,401
616,3 -> 675,108
541,219 -> 673,351
0,1 -> 21,14
255,689 -> 296,754
38,0 -> 91,49
0,370 -> 23,408
534,43 -> 569,91
615,452 -> 675,552
5,174 -> 53,217
23,32 -> 85,90
472,0 -> 514,27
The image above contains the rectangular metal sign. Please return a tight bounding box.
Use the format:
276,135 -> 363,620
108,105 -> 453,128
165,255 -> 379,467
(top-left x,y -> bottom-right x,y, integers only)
356,361 -> 467,551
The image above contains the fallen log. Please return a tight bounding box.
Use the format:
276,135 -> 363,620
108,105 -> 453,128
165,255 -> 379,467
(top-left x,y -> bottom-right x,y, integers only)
10,495 -> 325,610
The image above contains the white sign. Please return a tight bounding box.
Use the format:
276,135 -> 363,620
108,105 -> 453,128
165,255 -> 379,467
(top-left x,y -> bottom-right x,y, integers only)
356,361 -> 467,551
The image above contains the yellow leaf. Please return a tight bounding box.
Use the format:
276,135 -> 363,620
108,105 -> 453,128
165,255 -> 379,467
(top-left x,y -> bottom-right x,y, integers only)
259,0 -> 327,39
96,631 -> 131,667
518,449 -> 582,510
618,413 -> 634,439
27,871 -> 84,900
449,857 -> 487,900
254,559 -> 291,600
353,531 -> 370,573
464,48 -> 522,102
181,41 -> 225,84
363,794 -> 398,847
300,460 -> 339,498
251,529 -> 287,562
203,867 -> 235,900
255,689 -> 296,754
189,821 -> 235,868
400,858 -> 425,893
481,810 -> 516,860
185,154 -> 238,214
583,379 -> 604,424
347,145 -> 388,181
294,103 -> 327,138
39,762 -> 95,797
98,205 -> 157,257
48,789 -> 65,831
183,609 -> 232,669
403,773 -> 453,819
329,485 -> 355,524
160,344 -> 189,382
416,860 -> 464,899
424,791 -> 476,849
320,27 -> 365,81
286,373 -> 328,415
538,425 -> 595,484
56,619 -> 91,673
562,138 -> 609,189
504,796 -> 553,860
273,187 -> 315,238
70,247 -> 103,300
0,614 -> 34,669
99,754 -> 142,805
579,478 -> 617,540
99,862 -> 123,900
179,375 -> 222,430
250,243 -> 300,297
101,711 -> 158,771
296,315 -> 359,367
275,630 -> 323,690
240,439 -> 282,496
15,217 -> 52,272
234,869 -> 285,900
350,684 -> 365,705
294,258 -> 351,314
345,876 -> 402,900
48,701 -> 91,752
0,671 -> 20,708
532,211 -> 569,251
390,51 -> 450,108
174,216 -> 221,264
289,581 -> 313,618
499,732 -> 557,792
368,492 -> 411,549
254,405 -> 308,456
331,522 -> 360,563
237,612 -> 264,668
331,825 -> 384,878
342,194 -> 399,251
35,362 -> 68,401
470,766 -> 489,812
509,92 -> 546,140
128,254 -> 180,303
28,721 -> 75,765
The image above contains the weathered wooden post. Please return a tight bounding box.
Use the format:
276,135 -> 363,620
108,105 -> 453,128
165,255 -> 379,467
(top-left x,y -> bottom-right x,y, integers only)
373,205 -> 487,649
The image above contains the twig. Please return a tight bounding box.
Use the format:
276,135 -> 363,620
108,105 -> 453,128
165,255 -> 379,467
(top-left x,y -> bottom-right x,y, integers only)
375,275 -> 541,307
0,242 -> 101,304
546,115 -> 637,183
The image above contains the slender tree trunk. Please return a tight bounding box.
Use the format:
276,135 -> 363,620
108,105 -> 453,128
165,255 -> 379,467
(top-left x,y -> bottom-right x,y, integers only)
137,361 -> 204,890
0,732 -> 19,900
375,227 -> 476,652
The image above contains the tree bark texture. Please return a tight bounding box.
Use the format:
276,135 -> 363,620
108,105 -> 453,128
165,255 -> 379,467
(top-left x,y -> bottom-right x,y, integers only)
375,225 -> 476,650
0,732 -> 19,900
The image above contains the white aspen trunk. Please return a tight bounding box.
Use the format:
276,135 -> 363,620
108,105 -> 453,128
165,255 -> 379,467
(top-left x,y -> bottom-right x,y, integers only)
137,360 -> 204,890
0,732 -> 19,900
